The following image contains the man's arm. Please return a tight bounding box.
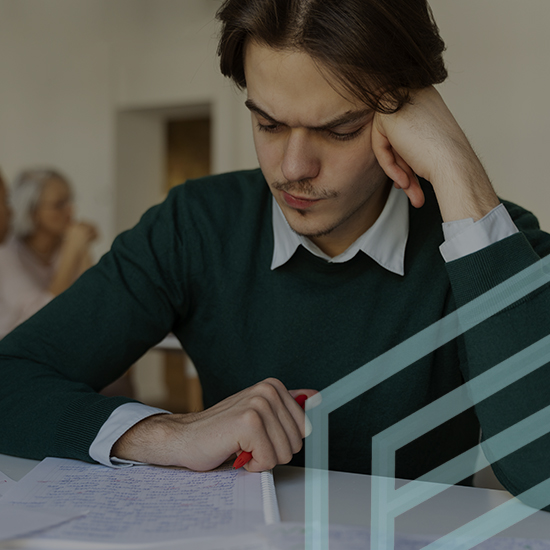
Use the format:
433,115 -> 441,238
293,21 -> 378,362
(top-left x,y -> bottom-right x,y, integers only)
373,90 -> 550,506
372,86 -> 500,222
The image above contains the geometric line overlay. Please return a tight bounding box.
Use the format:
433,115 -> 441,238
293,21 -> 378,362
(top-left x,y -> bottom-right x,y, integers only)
305,256 -> 550,550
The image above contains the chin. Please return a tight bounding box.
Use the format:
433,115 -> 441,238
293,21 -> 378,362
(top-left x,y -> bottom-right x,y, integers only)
289,221 -> 337,239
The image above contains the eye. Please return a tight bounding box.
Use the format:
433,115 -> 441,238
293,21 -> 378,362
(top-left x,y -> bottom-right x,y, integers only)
256,121 -> 283,134
326,126 -> 366,142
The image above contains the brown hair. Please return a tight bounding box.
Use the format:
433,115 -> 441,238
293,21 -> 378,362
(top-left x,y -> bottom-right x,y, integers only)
217,0 -> 447,113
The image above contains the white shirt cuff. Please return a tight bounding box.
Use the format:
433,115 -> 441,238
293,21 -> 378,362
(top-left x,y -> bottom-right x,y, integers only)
440,204 -> 519,262
89,402 -> 170,467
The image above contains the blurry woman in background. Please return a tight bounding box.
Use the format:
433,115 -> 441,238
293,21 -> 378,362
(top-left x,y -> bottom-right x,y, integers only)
0,168 -> 133,397
0,168 -> 97,337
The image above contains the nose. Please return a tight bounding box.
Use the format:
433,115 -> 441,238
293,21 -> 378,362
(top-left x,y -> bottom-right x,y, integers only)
281,129 -> 321,183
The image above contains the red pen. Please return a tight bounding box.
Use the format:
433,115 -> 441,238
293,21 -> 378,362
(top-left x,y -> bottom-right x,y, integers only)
233,394 -> 308,469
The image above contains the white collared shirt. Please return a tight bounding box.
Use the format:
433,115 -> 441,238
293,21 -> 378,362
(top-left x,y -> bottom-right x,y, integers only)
271,185 -> 518,274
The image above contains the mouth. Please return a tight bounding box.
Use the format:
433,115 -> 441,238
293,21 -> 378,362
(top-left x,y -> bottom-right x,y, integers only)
282,191 -> 323,210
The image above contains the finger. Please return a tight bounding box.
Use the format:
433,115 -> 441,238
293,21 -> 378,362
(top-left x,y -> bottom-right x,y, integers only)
255,380 -> 304,452
391,149 -> 414,188
265,380 -> 310,443
268,384 -> 312,455
236,404 -> 281,470
270,383 -> 319,441
402,177 -> 425,209
288,389 -> 320,435
239,396 -> 295,470
291,390 -> 323,411
226,380 -> 301,468
204,379 -> 307,470
372,115 -> 423,202
389,149 -> 425,208
288,389 -> 318,401
372,132 -> 411,192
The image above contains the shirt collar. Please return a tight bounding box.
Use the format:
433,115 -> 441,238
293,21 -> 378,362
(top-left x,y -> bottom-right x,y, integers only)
270,184 -> 409,275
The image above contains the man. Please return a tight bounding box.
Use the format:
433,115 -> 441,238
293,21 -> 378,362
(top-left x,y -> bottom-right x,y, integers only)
1,0 -> 549,505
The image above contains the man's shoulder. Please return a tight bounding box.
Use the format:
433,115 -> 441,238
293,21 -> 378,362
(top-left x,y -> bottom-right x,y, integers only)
159,168 -> 271,236
170,168 -> 267,203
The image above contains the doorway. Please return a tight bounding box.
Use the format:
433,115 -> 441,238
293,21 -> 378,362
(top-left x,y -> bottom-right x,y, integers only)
163,116 -> 211,412
115,103 -> 211,412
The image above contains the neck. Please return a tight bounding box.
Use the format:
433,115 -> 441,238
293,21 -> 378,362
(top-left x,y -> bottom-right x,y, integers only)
24,232 -> 62,264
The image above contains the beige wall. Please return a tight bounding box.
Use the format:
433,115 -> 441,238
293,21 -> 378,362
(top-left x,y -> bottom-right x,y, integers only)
0,0 -> 256,256
1,0 -> 548,245
432,0 -> 550,229
0,1 -> 116,251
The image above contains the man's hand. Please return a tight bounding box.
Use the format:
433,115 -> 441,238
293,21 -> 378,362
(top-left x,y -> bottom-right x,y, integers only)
111,378 -> 318,472
371,86 -> 500,222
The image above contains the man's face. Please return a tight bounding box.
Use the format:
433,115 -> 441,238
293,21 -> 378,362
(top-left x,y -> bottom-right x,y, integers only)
244,42 -> 390,257
0,176 -> 11,244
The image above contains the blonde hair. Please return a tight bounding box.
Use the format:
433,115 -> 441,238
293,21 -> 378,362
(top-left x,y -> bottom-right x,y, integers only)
11,169 -> 70,238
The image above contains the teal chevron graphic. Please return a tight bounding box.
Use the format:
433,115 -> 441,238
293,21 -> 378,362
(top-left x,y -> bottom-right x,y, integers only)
305,256 -> 550,550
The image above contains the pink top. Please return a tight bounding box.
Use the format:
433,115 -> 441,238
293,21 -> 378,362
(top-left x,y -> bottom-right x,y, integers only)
0,236 -> 55,338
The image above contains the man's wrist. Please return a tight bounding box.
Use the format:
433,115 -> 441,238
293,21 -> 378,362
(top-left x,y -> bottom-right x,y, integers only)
90,403 -> 171,467
111,413 -> 186,466
430,152 -> 500,223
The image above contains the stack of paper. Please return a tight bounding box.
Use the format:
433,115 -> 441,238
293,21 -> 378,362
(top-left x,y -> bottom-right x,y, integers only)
0,458 -> 273,549
2,460 -> 550,550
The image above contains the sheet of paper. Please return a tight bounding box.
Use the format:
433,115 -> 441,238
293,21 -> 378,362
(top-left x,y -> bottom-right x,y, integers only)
0,469 -> 16,498
0,531 -> 268,550
4,457 -> 267,545
146,532 -> 269,550
0,505 -> 87,543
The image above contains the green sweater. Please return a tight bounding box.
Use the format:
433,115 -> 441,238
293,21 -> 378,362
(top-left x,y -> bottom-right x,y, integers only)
1,169 -> 550,499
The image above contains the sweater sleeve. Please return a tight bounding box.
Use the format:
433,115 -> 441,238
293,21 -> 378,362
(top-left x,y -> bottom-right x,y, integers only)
446,200 -> 550,509
0,188 -> 188,463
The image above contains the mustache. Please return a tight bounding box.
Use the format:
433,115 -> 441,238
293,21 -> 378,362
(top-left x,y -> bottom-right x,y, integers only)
272,179 -> 338,199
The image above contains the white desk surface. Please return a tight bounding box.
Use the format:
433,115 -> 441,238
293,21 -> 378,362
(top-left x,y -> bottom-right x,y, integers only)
273,465 -> 550,540
2,453 -> 550,542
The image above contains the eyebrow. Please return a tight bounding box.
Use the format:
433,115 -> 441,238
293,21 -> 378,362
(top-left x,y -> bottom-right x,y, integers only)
244,99 -> 372,131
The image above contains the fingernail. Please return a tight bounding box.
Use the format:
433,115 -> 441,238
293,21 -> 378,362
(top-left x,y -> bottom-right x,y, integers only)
305,392 -> 322,410
304,414 -> 312,438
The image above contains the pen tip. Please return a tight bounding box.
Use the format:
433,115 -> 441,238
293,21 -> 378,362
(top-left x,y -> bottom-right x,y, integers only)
295,394 -> 307,409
